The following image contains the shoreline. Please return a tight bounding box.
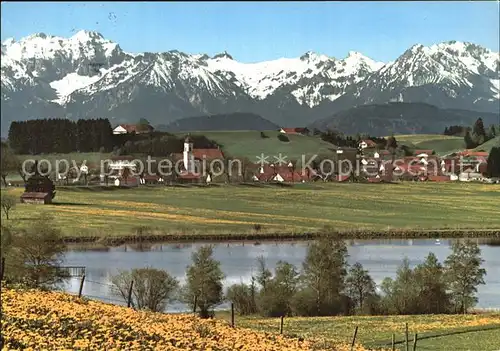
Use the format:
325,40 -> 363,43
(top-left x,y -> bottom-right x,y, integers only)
60,229 -> 500,247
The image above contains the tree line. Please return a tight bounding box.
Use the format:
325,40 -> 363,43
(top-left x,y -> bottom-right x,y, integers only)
0,218 -> 486,319
8,118 -> 114,154
443,118 -> 498,149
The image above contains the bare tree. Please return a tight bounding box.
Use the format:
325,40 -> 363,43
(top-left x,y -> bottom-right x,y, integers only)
112,267 -> 179,312
0,194 -> 16,220
6,214 -> 69,288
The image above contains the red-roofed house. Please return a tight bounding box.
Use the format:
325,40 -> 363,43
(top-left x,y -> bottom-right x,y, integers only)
413,149 -> 435,156
253,164 -> 317,183
359,139 -> 378,149
113,124 -> 154,135
279,127 -> 308,135
192,149 -> 224,160
459,150 -> 489,158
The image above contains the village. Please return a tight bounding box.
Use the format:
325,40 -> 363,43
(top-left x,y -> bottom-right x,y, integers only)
51,123 -> 499,189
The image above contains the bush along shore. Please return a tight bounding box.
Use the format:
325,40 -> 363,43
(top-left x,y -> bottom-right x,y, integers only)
55,228 -> 500,246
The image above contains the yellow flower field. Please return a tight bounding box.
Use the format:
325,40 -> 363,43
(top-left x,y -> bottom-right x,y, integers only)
1,288 -> 378,351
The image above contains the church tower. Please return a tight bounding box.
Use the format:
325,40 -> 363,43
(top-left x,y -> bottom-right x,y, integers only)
183,135 -> 195,173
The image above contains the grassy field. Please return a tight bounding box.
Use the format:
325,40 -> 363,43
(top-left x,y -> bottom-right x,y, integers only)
473,136 -> 500,153
2,182 -> 499,238
216,313 -> 500,351
394,134 -> 463,144
177,130 -> 338,162
412,138 -> 466,156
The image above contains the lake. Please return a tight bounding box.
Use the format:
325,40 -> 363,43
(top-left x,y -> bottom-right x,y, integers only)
62,239 -> 500,311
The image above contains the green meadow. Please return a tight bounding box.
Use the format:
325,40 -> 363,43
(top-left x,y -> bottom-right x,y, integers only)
215,312 -> 500,351
2,182 -> 499,238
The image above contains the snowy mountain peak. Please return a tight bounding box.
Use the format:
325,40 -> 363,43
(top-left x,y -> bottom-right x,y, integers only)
300,51 -> 329,62
2,38 -> 15,46
213,51 -> 233,60
26,32 -> 49,40
71,30 -> 105,42
347,51 -> 363,58
1,32 -> 498,134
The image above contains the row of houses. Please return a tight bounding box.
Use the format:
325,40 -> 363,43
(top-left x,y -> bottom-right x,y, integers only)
103,141 -> 494,187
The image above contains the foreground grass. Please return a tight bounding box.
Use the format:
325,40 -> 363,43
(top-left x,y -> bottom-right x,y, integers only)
4,288 -> 368,351
2,182 -> 500,238
416,328 -> 500,350
216,313 -> 500,350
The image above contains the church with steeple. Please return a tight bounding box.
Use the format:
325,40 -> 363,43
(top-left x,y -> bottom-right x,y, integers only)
173,135 -> 225,183
183,135 -> 195,173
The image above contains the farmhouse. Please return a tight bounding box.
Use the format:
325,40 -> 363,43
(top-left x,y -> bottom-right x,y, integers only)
108,156 -> 137,172
20,161 -> 56,204
279,127 -> 308,135
112,124 -> 154,135
358,139 -> 377,149
252,163 -> 317,183
413,149 -> 434,157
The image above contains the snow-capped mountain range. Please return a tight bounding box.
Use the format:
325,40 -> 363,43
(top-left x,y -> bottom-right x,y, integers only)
1,30 -> 499,134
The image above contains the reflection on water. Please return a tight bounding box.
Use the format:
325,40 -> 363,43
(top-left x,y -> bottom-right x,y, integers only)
63,239 -> 500,312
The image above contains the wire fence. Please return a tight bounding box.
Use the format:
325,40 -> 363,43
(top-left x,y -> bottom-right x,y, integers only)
2,262 -> 500,351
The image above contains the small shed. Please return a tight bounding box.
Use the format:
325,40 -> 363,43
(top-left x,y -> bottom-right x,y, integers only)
20,192 -> 52,204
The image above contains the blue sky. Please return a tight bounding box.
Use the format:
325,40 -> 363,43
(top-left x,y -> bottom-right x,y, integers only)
1,1 -> 499,63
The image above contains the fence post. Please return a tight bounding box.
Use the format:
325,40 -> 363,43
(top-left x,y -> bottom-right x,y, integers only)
391,333 -> 395,351
231,303 -> 235,328
280,316 -> 284,334
413,333 -> 418,351
405,323 -> 409,351
127,280 -> 134,308
78,274 -> 85,298
350,326 -> 358,351
0,257 -> 5,281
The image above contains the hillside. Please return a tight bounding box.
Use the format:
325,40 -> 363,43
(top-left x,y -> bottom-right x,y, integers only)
176,130 -> 338,161
159,112 -> 280,132
473,136 -> 500,153
309,103 -> 499,136
409,136 -> 465,156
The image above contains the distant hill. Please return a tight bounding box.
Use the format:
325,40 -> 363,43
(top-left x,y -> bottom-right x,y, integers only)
176,130 -> 338,162
158,113 -> 280,132
308,103 -> 499,136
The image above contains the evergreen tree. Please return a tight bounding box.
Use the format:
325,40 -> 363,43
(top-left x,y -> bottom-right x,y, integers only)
472,118 -> 486,139
464,130 -> 476,149
444,240 -> 486,314
488,124 -> 497,140
486,147 -> 500,178
472,118 -> 486,146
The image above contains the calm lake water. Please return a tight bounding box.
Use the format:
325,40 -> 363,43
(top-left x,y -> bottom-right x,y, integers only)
62,239 -> 500,311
